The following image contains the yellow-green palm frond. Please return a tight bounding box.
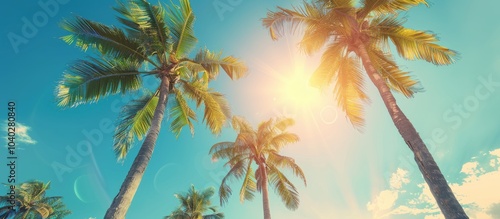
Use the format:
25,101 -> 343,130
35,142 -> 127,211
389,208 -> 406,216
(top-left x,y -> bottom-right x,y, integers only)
231,116 -> 254,133
334,55 -> 369,129
218,158 -> 250,206
267,153 -> 306,186
166,0 -> 197,58
273,117 -> 295,131
269,133 -> 300,152
266,165 -> 300,210
360,0 -> 428,18
56,57 -> 143,107
209,142 -> 236,161
117,0 -> 169,55
299,16 -> 333,55
367,48 -> 422,97
239,162 -> 257,203
263,2 -> 325,40
317,0 -> 354,8
114,91 -> 159,160
170,88 -> 197,138
188,48 -> 248,80
60,16 -> 152,65
375,20 -> 456,65
309,42 -> 347,89
180,81 -> 231,135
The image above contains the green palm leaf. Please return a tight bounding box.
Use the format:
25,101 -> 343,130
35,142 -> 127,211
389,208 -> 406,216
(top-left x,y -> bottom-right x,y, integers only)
167,0 -> 197,58
60,16 -> 153,64
114,91 -> 159,160
191,48 -> 248,80
170,88 -> 197,137
56,57 -> 143,107
180,80 -> 230,135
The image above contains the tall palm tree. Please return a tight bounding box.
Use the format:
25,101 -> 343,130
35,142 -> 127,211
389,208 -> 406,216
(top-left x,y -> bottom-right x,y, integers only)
165,185 -> 224,219
210,116 -> 306,219
56,0 -> 247,218
263,0 -> 467,218
0,181 -> 71,219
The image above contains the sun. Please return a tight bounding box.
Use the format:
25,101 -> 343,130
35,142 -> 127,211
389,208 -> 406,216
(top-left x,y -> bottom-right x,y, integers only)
276,67 -> 321,109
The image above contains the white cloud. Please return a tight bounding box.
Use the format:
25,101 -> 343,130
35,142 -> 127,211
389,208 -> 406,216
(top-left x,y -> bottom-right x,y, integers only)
3,121 -> 37,145
368,148 -> 500,219
367,168 -> 410,218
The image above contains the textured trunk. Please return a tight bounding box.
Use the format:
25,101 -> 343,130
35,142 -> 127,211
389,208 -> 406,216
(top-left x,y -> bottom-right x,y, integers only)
261,164 -> 272,219
104,76 -> 170,219
355,43 -> 468,218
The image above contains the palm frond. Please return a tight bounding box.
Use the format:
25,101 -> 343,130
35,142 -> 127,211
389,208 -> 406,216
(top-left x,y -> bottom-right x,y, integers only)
203,212 -> 225,219
269,132 -> 300,152
115,0 -> 170,56
60,16 -> 153,65
334,55 -> 369,129
263,2 -> 325,40
219,159 -> 248,206
267,153 -> 307,186
238,161 -> 257,203
309,42 -> 347,89
367,48 -> 422,97
231,116 -> 254,133
56,57 -> 143,107
360,0 -> 428,17
267,165 -> 300,210
376,22 -> 456,65
166,0 -> 197,58
273,117 -> 295,131
114,91 -> 159,160
209,142 -> 236,160
180,81 -> 231,135
186,48 -> 248,80
169,88 -> 197,137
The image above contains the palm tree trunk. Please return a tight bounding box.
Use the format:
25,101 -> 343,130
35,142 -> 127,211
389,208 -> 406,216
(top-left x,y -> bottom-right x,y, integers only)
104,76 -> 170,219
355,43 -> 468,219
261,164 -> 272,219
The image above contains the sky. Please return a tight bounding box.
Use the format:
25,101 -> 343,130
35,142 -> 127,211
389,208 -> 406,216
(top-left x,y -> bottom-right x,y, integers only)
1,0 -> 500,218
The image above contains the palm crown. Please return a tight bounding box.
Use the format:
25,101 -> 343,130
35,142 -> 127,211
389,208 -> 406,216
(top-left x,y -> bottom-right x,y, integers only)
210,116 -> 306,211
263,0 -> 456,128
57,0 -> 247,160
0,181 -> 71,219
166,185 -> 224,219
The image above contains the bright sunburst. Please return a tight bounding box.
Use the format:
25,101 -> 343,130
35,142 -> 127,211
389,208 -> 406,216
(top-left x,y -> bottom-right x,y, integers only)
277,68 -> 321,109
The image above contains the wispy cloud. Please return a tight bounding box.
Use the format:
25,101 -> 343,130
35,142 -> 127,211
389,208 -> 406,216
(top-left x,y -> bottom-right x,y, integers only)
3,121 -> 37,145
368,148 -> 500,219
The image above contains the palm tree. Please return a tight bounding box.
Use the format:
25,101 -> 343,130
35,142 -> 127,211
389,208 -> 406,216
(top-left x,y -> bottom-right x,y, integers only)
263,0 -> 467,218
56,0 -> 247,218
165,185 -> 224,219
0,181 -> 71,219
210,116 -> 306,219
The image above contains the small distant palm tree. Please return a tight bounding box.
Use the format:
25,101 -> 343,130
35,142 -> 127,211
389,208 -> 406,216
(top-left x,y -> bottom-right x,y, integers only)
210,116 -> 306,219
263,0 -> 467,218
56,0 -> 247,218
0,181 -> 71,219
165,185 -> 224,219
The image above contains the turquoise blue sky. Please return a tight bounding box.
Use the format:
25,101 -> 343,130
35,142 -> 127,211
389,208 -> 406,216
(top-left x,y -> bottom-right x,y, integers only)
1,0 -> 500,218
